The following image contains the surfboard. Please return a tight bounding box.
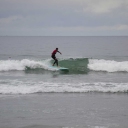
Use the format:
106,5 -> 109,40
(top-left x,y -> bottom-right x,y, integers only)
48,65 -> 69,71
58,67 -> 69,71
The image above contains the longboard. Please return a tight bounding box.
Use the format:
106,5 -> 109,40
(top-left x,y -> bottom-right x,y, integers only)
48,65 -> 69,71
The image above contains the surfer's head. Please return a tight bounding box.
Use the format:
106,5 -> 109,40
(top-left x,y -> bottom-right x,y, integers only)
56,48 -> 58,51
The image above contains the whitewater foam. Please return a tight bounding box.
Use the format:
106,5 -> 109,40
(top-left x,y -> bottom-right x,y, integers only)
0,80 -> 128,94
1,58 -> 128,73
88,59 -> 128,72
0,59 -> 58,71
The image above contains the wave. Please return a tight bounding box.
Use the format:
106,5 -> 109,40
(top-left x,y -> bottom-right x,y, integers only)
88,59 -> 128,72
0,59 -> 57,71
0,58 -> 128,73
0,58 -> 89,73
0,80 -> 128,94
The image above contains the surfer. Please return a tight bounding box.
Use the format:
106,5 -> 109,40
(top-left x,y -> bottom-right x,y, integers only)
51,48 -> 62,66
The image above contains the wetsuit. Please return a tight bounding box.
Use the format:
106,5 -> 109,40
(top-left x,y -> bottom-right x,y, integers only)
51,49 -> 58,66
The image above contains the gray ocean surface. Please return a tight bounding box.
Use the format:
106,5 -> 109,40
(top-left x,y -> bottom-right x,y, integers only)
0,36 -> 128,128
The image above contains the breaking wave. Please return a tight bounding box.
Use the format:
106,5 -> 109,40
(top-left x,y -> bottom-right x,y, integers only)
88,59 -> 128,72
0,80 -> 128,94
0,58 -> 128,73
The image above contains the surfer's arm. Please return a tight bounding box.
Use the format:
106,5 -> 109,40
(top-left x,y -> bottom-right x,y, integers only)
58,51 -> 62,54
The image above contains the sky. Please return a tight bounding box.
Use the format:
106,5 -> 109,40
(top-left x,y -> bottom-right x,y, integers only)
0,0 -> 128,36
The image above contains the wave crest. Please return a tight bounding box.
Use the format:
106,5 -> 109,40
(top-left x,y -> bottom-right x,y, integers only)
0,58 -> 128,73
0,80 -> 128,94
88,59 -> 128,72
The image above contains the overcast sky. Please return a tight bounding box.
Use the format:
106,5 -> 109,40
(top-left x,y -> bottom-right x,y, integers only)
0,0 -> 128,36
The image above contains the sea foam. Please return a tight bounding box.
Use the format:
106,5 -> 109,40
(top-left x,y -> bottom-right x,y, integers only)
0,80 -> 128,94
0,59 -> 58,71
0,58 -> 128,73
88,59 -> 128,72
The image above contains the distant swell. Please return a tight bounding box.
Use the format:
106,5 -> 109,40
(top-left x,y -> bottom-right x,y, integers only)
0,80 -> 128,94
0,58 -> 128,73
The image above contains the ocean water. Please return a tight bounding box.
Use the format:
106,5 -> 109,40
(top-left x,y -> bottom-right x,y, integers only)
0,36 -> 128,94
0,36 -> 128,128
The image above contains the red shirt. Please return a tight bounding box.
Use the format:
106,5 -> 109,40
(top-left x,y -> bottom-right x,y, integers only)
52,50 -> 57,55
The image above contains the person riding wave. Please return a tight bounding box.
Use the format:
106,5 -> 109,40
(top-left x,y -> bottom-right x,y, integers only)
51,48 -> 62,66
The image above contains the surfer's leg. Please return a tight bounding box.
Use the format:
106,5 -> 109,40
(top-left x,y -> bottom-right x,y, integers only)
51,55 -> 56,66
55,59 -> 58,66
53,59 -> 56,66
53,58 -> 58,66
52,55 -> 58,66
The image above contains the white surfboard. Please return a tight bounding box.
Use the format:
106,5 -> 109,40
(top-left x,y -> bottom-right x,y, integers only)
48,65 -> 69,71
